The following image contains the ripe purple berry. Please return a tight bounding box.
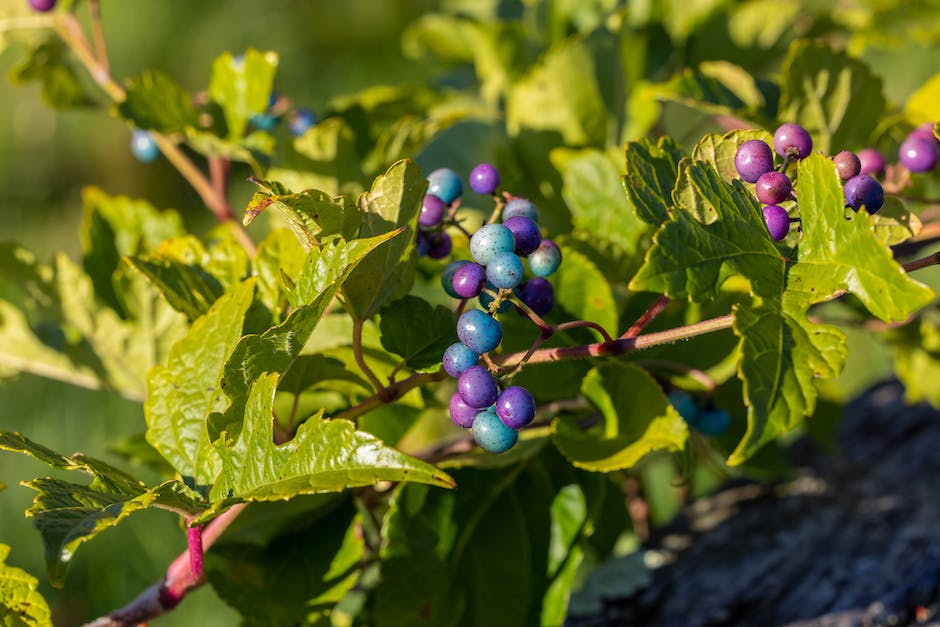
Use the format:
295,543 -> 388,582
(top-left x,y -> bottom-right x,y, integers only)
452,263 -> 486,299
29,0 -> 56,11
857,148 -> 886,177
910,122 -> 939,146
762,205 -> 790,241
495,386 -> 536,429
426,231 -> 452,259
441,260 -> 470,299
773,123 -> 813,159
754,171 -> 792,205
419,194 -> 446,227
899,135 -> 939,173
517,278 -> 554,317
472,407 -> 518,453
469,163 -> 501,195
734,140 -> 775,183
844,174 -> 885,213
832,151 -> 861,181
458,365 -> 499,408
449,392 -> 479,428
502,215 -> 541,256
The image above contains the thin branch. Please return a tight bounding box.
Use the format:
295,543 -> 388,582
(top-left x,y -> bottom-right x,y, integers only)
87,0 -> 109,74
623,295 -> 670,339
902,251 -> 940,273
332,370 -> 447,422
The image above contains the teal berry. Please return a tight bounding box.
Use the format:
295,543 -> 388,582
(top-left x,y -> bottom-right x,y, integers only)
527,240 -> 562,278
692,408 -> 731,436
427,168 -> 463,204
131,130 -> 160,163
472,406 -> 519,453
503,198 -> 539,222
456,309 -> 503,353
668,390 -> 698,423
486,251 -> 524,290
250,113 -> 278,132
470,223 -> 516,266
441,260 -> 471,299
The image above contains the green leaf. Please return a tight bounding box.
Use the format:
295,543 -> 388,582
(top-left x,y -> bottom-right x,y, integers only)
184,128 -> 270,170
0,544 -> 51,626
871,196 -> 922,246
9,36 -> 93,109
0,432 -> 202,585
342,160 -> 426,320
378,296 -> 456,372
117,70 -> 199,133
202,373 -> 454,519
145,279 -> 256,485
506,39 -> 607,146
209,49 -> 278,140
285,117 -> 366,195
552,363 -> 688,471
553,245 -> 619,337
778,40 -> 887,153
688,129 -> 774,185
904,71 -> 940,124
253,229 -> 307,322
622,137 -> 685,226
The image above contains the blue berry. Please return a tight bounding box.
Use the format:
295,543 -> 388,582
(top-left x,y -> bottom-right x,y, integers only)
762,205 -> 790,241
289,108 -> 317,137
469,163 -> 500,195
503,215 -> 541,256
832,151 -> 861,181
668,390 -> 698,423
443,342 -> 479,378
449,392 -> 479,428
458,365 -> 499,408
734,140 -> 774,183
527,240 -> 562,278
495,386 -> 535,429
503,198 -> 539,222
426,168 -> 463,204
755,171 -> 791,205
457,309 -> 503,353
691,408 -> 730,436
773,123 -> 813,159
517,278 -> 554,317
131,130 -> 160,163
452,263 -> 486,299
472,406 -> 518,453
441,260 -> 470,299
844,174 -> 885,213
250,113 -> 278,132
486,251 -> 524,290
470,223 -> 516,266
857,148 -> 886,177
899,135 -> 939,173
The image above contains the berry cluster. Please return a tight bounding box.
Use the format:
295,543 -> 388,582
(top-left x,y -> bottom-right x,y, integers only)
734,123 -> 888,241
667,390 -> 730,437
429,164 -> 563,453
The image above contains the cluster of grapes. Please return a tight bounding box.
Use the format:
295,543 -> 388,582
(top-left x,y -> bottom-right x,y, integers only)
667,390 -> 730,437
422,164 -> 562,453
734,123 -> 887,241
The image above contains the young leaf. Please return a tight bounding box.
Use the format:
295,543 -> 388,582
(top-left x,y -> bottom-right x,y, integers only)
209,49 -> 278,140
117,70 -> 199,133
9,36 -> 93,109
552,363 -> 688,471
0,544 -> 51,626
378,295 -> 456,372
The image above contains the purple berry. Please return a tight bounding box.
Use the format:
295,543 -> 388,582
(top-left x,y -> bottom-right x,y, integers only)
486,252 -> 524,290
773,123 -> 813,159
472,406 -> 518,453
857,148 -> 886,177
899,135 -> 939,173
910,122 -> 939,146
452,262 -> 486,299
754,171 -> 792,205
502,215 -> 541,256
518,278 -> 554,317
416,231 -> 430,257
469,223 -> 515,266
844,174 -> 885,213
426,231 -> 452,259
734,140 -> 775,183
419,194 -> 446,227
426,168 -> 463,204
527,239 -> 562,278
441,260 -> 470,299
495,386 -> 536,429
457,309 -> 503,353
29,0 -> 56,11
762,205 -> 790,241
832,151 -> 861,181
469,163 -> 501,195
458,365 -> 499,408
449,392 -> 479,428
443,342 -> 479,378
503,198 -> 539,222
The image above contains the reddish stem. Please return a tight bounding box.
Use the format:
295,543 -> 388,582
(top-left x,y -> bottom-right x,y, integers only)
622,295 -> 671,339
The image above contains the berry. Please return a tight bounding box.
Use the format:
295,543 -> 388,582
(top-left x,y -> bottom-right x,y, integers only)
910,122 -> 939,146
479,282 -> 512,314
899,135 -> 939,173
503,198 -> 539,222
418,194 -> 446,227
472,407 -> 518,454
495,386 -> 536,429
426,168 -> 463,204
773,123 -> 813,159
762,205 -> 790,241
527,239 -> 562,278
449,393 -> 479,428
734,140 -> 775,183
426,231 -> 452,259
503,215 -> 541,256
443,342 -> 479,378
691,408 -> 731,436
832,151 -> 861,181
29,0 -> 56,10
289,108 -> 316,137
456,309 -> 503,353
486,251 -> 525,290
250,113 -> 278,132
857,148 -> 886,177
469,223 -> 515,266
452,263 -> 486,299
469,163 -> 500,195
441,260 -> 470,299
457,365 -> 499,408
668,390 -> 698,423
517,278 -> 554,317
754,171 -> 792,205
131,130 -> 160,163
844,174 -> 885,213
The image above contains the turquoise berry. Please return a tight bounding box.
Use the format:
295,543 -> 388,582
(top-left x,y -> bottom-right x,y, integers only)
472,406 -> 518,453
470,223 -> 515,266
693,408 -> 731,436
443,342 -> 479,378
251,113 -> 278,131
441,260 -> 471,299
486,251 -> 524,290
456,309 -> 503,353
527,240 -> 562,278
503,198 -> 539,222
427,168 -> 463,204
668,390 -> 698,423
131,130 -> 160,163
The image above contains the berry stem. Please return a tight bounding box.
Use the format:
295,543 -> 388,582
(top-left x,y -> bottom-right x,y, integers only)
87,0 -> 110,74
622,295 -> 670,339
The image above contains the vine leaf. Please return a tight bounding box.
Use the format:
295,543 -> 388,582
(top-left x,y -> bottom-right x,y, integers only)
117,70 -> 199,133
0,432 -> 202,586
209,49 -> 278,140
622,136 -> 684,226
378,295 -> 456,372
0,544 -> 51,626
